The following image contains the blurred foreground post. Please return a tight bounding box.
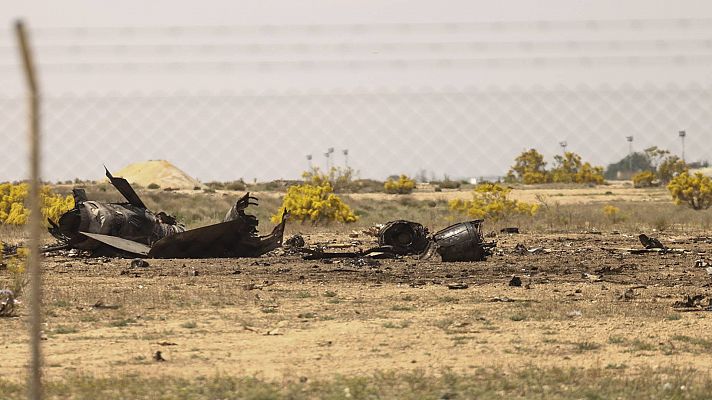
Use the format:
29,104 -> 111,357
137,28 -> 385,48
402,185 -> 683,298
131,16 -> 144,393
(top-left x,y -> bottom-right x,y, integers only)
15,20 -> 43,400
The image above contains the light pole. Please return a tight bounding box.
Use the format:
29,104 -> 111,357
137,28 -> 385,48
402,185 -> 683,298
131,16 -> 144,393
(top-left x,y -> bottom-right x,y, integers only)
626,136 -> 634,172
679,130 -> 686,163
306,154 -> 312,171
559,141 -> 568,155
342,149 -> 349,168
324,147 -> 334,171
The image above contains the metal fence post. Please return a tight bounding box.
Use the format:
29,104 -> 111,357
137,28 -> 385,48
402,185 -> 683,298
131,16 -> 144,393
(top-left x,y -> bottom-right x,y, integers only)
15,19 -> 43,400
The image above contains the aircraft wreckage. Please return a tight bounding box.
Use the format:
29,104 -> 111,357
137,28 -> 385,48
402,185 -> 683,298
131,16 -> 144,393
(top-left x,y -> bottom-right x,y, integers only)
45,168 -> 494,262
300,219 -> 496,261
46,168 -> 287,258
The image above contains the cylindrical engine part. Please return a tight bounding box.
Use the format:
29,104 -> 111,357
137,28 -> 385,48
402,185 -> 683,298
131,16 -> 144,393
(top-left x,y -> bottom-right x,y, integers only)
432,220 -> 487,262
377,220 -> 429,255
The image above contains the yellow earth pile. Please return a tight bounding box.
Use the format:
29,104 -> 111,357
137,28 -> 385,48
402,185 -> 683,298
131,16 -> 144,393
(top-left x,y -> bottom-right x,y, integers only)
113,160 -> 205,190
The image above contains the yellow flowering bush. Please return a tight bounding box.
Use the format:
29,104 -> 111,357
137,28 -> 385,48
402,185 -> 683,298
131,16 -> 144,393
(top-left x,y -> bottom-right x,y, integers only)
0,183 -> 74,225
449,182 -> 538,221
384,175 -> 416,194
271,181 -> 358,224
602,205 -> 624,223
632,171 -> 656,188
667,172 -> 712,210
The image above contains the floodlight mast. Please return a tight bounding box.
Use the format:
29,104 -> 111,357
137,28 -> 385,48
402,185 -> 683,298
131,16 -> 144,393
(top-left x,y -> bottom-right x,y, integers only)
343,149 -> 349,168
559,141 -> 568,154
325,147 -> 334,171
626,136 -> 634,172
679,130 -> 686,163
306,154 -> 312,170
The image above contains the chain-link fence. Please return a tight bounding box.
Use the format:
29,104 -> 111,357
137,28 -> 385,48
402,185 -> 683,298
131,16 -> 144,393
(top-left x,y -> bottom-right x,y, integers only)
1,85 -> 710,184
2,18 -> 712,184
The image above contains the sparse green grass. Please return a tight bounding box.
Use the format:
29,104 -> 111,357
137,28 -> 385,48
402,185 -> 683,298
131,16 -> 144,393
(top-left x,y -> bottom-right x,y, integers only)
108,318 -> 136,328
573,341 -> 602,353
180,321 -> 198,329
671,335 -> 712,350
52,300 -> 71,308
1,367 -> 711,400
52,325 -> 78,335
438,296 -> 459,304
608,335 -> 625,345
383,320 -> 411,329
390,304 -> 414,312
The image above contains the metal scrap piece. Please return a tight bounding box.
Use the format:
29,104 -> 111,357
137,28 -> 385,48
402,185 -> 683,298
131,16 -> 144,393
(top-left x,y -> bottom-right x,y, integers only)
431,220 -> 494,262
148,210 -> 288,259
377,220 -> 430,255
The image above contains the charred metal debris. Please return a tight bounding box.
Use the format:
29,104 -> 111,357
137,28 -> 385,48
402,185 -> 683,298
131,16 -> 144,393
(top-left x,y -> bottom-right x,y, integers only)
43,167 -> 494,262
45,167 -> 287,259
299,219 -> 496,262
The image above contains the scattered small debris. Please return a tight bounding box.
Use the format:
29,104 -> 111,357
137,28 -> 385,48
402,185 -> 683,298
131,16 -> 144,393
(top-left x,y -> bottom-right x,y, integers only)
91,300 -> 120,310
153,351 -> 166,362
131,258 -> 149,268
285,234 -> 305,248
490,296 -> 514,302
156,341 -> 177,346
349,258 -> 380,268
673,294 -> 711,311
513,243 -> 549,255
583,273 -> 603,282
566,310 -> 582,318
514,244 -> 528,255
618,288 -> 637,301
695,259 -> 709,268
447,283 -> 469,290
509,276 -> 522,287
595,265 -> 625,274
500,227 -> 520,234
639,234 -> 665,250
243,281 -> 275,291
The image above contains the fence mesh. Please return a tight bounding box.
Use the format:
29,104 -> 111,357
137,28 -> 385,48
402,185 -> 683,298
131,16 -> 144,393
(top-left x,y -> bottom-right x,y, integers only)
1,19 -> 711,183
1,86 -> 710,183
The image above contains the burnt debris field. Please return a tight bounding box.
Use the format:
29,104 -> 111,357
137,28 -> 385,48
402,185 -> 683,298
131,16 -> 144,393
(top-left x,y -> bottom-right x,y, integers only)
3,207 -> 712,398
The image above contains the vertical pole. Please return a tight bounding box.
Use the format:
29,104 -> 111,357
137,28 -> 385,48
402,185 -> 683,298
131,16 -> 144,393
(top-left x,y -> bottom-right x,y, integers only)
15,20 -> 43,400
626,136 -> 634,173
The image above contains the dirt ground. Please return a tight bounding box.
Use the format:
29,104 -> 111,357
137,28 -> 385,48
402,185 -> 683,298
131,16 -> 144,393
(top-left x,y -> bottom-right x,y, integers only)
2,229 -> 712,384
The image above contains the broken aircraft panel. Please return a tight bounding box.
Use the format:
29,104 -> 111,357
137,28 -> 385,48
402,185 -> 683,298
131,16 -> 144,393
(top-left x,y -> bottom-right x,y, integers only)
47,167 -> 287,259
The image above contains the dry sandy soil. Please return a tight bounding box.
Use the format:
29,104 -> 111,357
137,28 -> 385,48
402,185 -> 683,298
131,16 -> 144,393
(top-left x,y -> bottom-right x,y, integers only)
2,229 -> 712,386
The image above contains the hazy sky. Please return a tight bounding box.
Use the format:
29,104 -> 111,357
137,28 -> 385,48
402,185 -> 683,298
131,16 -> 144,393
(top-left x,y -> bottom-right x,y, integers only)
2,1 -> 712,182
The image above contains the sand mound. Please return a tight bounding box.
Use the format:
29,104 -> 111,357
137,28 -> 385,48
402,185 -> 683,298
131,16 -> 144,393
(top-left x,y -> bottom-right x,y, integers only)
113,160 -> 205,190
691,167 -> 712,177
